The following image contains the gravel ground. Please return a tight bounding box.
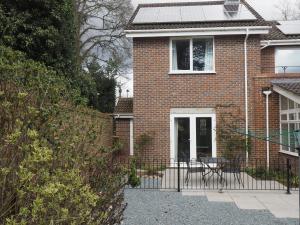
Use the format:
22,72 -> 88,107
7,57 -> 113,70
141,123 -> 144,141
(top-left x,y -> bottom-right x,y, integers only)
123,189 -> 299,225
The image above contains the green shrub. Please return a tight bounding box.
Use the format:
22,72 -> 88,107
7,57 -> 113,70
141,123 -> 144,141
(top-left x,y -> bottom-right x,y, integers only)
0,46 -> 126,225
128,160 -> 141,188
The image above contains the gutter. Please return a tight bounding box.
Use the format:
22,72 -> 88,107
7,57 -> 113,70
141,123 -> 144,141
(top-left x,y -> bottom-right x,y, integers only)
125,26 -> 271,38
261,39 -> 300,48
113,113 -> 134,119
244,28 -> 250,163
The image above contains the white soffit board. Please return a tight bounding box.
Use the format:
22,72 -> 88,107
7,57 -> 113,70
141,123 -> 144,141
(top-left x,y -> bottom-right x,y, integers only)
133,4 -> 257,24
277,20 -> 300,35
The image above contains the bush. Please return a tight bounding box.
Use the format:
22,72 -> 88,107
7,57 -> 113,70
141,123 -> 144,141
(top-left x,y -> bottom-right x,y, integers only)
0,46 -> 126,225
128,160 -> 141,188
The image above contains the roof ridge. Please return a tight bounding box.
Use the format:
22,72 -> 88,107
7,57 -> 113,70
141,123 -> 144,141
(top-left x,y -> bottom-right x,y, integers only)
137,1 -> 225,8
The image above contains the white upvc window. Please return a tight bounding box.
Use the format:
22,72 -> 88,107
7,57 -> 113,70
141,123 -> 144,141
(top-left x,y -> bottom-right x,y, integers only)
280,95 -> 300,155
275,47 -> 300,73
169,37 -> 215,74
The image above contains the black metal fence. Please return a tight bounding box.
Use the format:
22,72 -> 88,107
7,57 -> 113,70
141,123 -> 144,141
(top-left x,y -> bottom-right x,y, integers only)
119,157 -> 299,193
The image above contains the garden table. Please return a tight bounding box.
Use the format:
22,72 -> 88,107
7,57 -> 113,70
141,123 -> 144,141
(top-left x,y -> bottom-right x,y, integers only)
199,157 -> 229,184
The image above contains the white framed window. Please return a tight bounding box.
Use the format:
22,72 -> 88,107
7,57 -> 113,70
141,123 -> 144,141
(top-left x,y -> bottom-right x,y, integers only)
169,37 -> 215,74
275,47 -> 300,73
279,95 -> 300,155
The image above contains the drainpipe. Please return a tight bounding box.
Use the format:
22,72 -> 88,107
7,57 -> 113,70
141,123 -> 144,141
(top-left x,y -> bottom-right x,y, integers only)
263,89 -> 272,170
244,28 -> 249,163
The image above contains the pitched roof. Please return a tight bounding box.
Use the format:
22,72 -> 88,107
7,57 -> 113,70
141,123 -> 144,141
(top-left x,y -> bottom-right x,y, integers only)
126,0 -> 270,30
272,79 -> 300,96
114,98 -> 133,114
262,21 -> 300,40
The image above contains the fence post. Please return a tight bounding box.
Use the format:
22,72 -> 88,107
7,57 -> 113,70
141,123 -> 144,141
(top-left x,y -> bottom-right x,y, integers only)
286,158 -> 291,195
177,161 -> 181,192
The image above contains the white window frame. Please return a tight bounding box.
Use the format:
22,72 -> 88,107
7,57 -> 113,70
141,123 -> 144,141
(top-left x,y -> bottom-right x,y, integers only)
279,95 -> 300,156
275,46 -> 300,74
170,113 -> 217,164
169,37 -> 216,74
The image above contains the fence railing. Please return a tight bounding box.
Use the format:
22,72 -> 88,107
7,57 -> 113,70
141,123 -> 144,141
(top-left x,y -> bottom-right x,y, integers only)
118,157 -> 299,193
261,65 -> 300,74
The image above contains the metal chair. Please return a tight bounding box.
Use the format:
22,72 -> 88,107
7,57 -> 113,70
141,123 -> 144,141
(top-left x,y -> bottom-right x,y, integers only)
185,158 -> 206,185
221,155 -> 244,187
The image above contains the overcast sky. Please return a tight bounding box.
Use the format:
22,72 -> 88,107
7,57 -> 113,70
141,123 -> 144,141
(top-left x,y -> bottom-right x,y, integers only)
119,0 -> 298,97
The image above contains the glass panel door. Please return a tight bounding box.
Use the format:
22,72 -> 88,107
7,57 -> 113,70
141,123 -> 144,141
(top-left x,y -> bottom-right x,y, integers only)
196,117 -> 212,159
176,118 -> 190,162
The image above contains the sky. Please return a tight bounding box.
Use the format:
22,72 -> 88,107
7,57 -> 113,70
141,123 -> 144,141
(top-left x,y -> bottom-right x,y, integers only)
119,0 -> 298,97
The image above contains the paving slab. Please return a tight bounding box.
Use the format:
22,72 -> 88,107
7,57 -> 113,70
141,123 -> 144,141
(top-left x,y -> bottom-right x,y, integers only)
205,191 -> 234,202
255,193 -> 299,218
229,194 -> 266,210
182,190 -> 205,196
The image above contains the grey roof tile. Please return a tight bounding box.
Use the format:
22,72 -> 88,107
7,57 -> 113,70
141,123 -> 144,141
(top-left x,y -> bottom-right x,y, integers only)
272,79 -> 300,96
262,21 -> 300,40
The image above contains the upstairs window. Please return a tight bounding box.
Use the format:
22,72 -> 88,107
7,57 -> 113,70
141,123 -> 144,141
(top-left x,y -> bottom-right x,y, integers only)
275,47 -> 300,73
171,38 -> 214,73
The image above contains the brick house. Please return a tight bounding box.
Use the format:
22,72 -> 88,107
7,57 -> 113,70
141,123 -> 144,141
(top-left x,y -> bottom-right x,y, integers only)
114,0 -> 300,164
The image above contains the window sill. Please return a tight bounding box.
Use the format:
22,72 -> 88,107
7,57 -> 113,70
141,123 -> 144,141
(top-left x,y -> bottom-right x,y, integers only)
169,71 -> 216,75
279,150 -> 299,157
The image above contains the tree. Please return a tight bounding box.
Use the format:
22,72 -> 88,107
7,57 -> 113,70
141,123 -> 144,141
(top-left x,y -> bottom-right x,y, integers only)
0,0 -> 76,75
275,0 -> 300,20
74,0 -> 133,71
85,59 -> 118,113
72,0 -> 133,111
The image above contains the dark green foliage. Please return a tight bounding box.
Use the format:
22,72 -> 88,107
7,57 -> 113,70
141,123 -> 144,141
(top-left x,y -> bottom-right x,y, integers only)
245,167 -> 299,187
128,159 -> 141,188
0,0 -> 76,75
83,59 -> 117,113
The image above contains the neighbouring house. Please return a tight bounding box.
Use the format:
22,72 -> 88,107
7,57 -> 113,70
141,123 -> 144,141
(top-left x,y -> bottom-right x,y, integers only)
114,0 -> 300,164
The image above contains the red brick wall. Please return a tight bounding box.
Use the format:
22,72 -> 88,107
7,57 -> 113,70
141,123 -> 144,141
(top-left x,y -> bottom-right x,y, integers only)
250,77 -> 280,162
133,36 -> 261,162
250,47 -> 300,162
115,119 -> 130,156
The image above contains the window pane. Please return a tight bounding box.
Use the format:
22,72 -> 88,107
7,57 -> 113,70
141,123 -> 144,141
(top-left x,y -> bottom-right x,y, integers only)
281,96 -> 288,110
289,99 -> 295,109
281,123 -> 289,151
196,118 -> 212,158
193,39 -> 213,71
289,123 -> 296,152
172,40 -> 190,71
281,114 -> 287,120
296,123 -> 300,150
289,113 -> 296,120
275,48 -> 300,73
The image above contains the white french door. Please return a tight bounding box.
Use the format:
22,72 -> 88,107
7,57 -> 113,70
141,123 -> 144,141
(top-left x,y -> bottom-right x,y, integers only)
170,113 -> 216,163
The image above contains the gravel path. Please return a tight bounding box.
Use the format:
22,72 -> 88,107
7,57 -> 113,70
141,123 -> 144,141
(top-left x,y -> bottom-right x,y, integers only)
123,189 -> 298,225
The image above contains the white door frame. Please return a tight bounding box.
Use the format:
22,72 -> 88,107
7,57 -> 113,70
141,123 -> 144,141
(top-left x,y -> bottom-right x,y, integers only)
129,119 -> 134,156
170,113 -> 217,164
